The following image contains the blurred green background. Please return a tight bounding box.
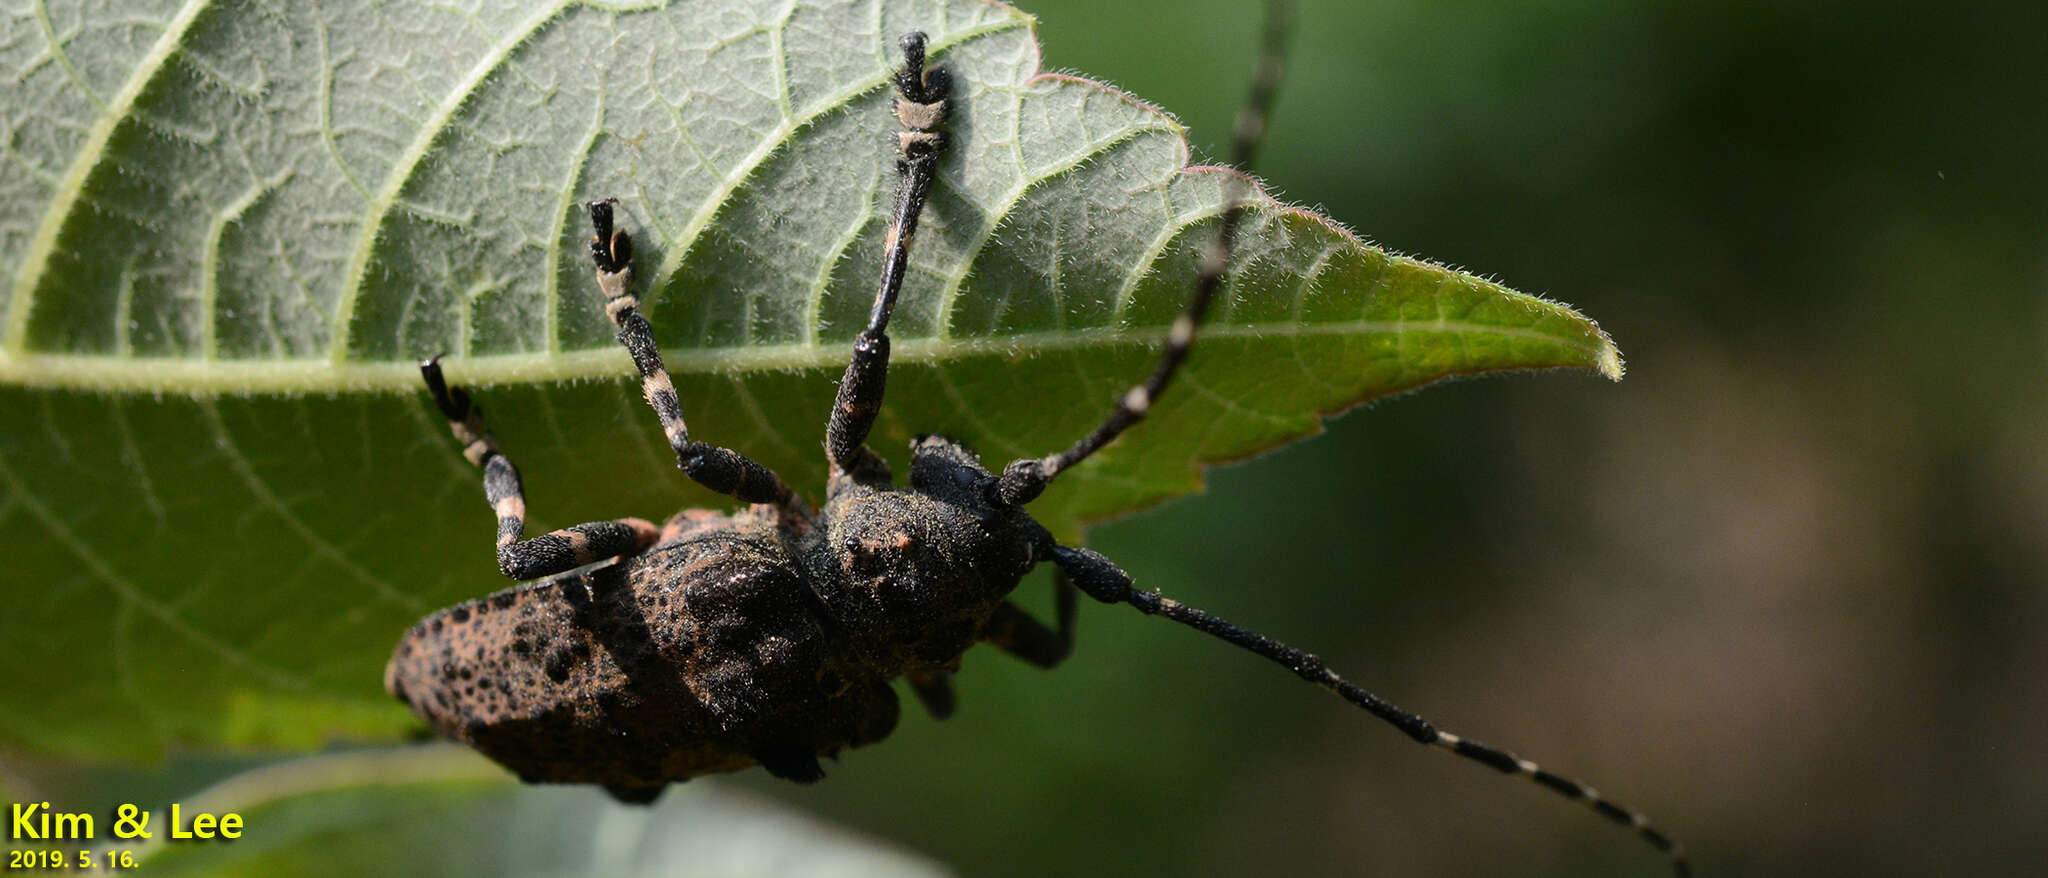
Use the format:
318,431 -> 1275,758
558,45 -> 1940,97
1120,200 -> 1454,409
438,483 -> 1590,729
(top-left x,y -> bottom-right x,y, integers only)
10,0 -> 2046,875
778,0 -> 2048,874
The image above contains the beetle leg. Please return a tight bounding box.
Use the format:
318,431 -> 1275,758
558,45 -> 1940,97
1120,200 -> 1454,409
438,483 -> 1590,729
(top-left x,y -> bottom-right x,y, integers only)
906,668 -> 956,719
977,570 -> 1077,669
421,358 -> 659,580
824,32 -> 950,480
603,783 -> 666,805
586,199 -> 797,507
751,744 -> 825,784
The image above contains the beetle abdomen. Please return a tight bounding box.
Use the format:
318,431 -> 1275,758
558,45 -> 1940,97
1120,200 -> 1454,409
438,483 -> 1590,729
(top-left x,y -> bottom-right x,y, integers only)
386,511 -> 898,792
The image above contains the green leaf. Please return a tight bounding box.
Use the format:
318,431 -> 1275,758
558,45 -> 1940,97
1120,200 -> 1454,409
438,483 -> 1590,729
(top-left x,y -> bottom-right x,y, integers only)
0,0 -> 1619,761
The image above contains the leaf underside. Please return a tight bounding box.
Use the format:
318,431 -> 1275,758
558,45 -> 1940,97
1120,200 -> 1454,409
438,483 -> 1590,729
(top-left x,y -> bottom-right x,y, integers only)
0,0 -> 1619,761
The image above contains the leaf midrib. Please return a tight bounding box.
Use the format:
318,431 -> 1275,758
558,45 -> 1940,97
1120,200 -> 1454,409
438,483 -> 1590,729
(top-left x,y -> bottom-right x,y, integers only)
0,315 -> 1615,393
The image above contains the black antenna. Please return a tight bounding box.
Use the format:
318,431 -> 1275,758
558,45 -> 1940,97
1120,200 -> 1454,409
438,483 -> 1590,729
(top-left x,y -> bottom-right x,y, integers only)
1053,539 -> 1691,875
1032,5 -> 1690,870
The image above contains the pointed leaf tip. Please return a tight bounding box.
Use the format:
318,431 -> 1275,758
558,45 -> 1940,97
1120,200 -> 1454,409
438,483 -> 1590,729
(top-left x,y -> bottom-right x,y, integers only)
0,0 -> 1629,761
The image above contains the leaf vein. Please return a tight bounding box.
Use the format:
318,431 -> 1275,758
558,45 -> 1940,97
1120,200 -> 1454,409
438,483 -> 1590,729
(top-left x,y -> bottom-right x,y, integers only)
314,19 -> 372,200
6,0 -> 218,352
933,123 -> 1176,341
1285,242 -> 1345,395
198,399 -> 428,614
544,78 -> 607,355
108,402 -> 169,526
325,0 -> 576,364
929,363 -> 1031,459
31,0 -> 107,109
645,17 -> 1031,310
0,451 -> 310,690
1112,193 -> 1229,323
728,375 -> 804,462
803,182 -> 881,347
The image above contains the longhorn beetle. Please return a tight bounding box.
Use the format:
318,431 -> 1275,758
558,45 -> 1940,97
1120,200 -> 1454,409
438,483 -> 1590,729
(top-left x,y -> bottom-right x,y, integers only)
385,19 -> 1689,877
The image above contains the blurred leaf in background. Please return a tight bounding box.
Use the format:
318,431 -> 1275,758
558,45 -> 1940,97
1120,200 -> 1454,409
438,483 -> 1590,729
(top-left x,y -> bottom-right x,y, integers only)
132,747 -> 947,878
